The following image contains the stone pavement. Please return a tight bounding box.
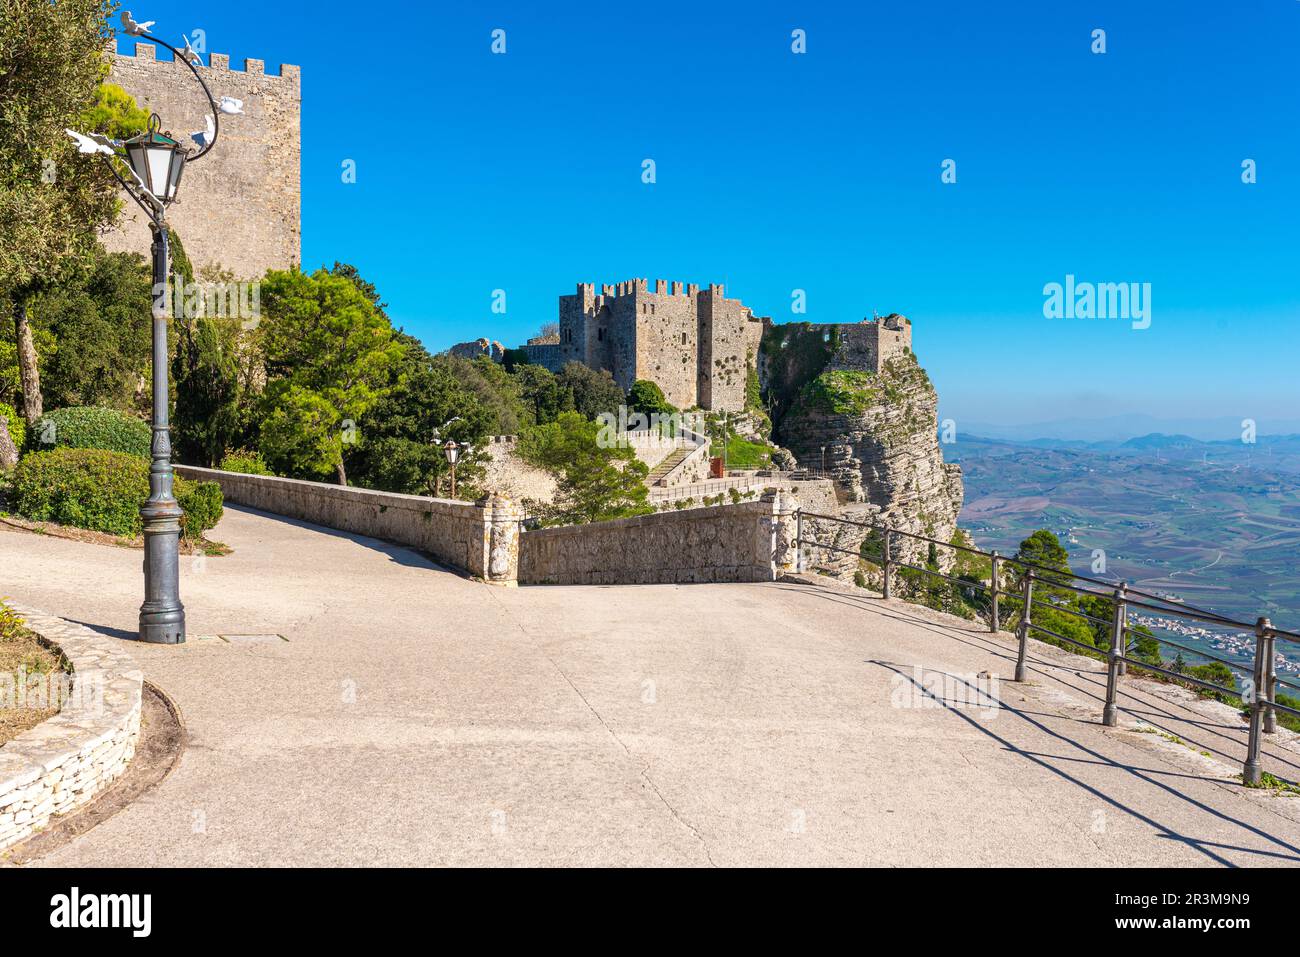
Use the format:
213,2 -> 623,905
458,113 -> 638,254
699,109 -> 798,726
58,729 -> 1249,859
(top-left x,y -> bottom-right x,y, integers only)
2,505 -> 1299,866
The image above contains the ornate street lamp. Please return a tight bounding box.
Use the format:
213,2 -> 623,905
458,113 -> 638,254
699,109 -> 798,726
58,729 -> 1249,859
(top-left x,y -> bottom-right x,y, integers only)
443,440 -> 461,498
121,115 -> 187,203
65,19 -> 230,644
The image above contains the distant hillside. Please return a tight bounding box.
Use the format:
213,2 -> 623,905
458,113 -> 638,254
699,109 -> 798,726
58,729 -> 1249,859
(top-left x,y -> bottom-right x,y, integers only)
949,434 -> 1300,632
952,414 -> 1300,444
962,432 -> 1300,474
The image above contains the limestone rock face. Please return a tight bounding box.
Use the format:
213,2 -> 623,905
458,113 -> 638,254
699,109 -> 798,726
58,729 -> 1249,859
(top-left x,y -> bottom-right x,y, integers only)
774,339 -> 964,576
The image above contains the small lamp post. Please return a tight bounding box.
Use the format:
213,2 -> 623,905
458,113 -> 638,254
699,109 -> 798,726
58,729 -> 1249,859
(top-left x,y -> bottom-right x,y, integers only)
66,22 -> 228,643
443,440 -> 461,498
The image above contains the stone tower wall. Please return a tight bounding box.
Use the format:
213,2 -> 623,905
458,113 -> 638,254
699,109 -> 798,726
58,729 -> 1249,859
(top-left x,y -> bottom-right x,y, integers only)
554,279 -> 767,411
826,315 -> 913,374
632,279 -> 700,409
698,284 -> 765,410
102,43 -> 301,280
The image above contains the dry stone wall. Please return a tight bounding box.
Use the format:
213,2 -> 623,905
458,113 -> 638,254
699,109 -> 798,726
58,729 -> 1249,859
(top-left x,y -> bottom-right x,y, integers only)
0,605 -> 143,851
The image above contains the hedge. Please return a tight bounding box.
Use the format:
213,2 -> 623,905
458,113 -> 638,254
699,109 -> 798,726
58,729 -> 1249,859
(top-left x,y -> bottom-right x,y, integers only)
10,448 -> 223,541
31,406 -> 151,457
0,402 -> 25,452
219,448 -> 273,475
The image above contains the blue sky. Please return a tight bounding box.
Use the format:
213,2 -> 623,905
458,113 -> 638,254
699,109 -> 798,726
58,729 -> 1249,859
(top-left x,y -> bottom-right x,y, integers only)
121,1 -> 1299,431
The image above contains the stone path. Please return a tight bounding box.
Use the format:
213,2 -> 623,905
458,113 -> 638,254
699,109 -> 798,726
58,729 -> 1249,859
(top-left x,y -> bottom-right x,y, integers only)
2,505 -> 1299,866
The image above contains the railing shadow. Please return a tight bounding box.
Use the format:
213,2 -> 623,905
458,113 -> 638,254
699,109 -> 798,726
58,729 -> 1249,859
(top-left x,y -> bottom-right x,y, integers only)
873,661 -> 1300,866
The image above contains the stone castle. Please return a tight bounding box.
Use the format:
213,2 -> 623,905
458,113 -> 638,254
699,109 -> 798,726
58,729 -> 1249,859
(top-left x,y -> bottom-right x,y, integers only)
521,279 -> 769,411
102,41 -> 301,279
517,279 -> 913,412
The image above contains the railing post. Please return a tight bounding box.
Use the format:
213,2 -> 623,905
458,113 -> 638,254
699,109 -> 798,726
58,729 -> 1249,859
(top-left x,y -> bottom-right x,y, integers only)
1261,617 -> 1277,735
882,528 -> 892,601
1243,617 -> 1269,786
1116,582 -> 1129,676
1015,572 -> 1033,682
794,508 -> 804,573
989,551 -> 1000,633
1102,585 -> 1126,727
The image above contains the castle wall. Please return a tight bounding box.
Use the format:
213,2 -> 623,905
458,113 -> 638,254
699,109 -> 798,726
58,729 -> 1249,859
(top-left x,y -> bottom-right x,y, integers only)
698,284 -> 765,410
633,279 -> 698,408
103,43 -> 301,280
552,279 -> 768,412
823,315 -> 912,374
520,343 -> 564,371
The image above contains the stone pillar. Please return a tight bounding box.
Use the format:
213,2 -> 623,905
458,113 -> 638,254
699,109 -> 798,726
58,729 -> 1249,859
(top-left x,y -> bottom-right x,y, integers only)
478,493 -> 522,587
761,489 -> 800,579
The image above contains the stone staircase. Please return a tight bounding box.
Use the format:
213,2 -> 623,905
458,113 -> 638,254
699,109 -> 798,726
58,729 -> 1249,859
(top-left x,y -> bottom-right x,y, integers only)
646,447 -> 695,486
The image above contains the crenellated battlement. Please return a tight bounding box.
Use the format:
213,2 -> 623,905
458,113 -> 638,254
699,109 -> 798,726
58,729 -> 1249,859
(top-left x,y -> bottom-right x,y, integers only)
113,39 -> 300,81
543,278 -> 768,411
103,36 -> 301,279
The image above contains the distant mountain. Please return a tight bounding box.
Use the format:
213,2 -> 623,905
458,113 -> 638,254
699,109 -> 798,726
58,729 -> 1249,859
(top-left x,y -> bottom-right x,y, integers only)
951,414 -> 1300,444
952,431 -> 1300,474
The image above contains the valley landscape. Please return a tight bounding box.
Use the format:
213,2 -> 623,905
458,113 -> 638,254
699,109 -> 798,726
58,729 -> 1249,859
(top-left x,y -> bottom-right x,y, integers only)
953,432 -> 1300,670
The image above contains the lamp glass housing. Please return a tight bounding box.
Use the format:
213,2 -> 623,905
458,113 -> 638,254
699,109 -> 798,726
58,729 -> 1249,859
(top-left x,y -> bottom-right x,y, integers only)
123,114 -> 187,204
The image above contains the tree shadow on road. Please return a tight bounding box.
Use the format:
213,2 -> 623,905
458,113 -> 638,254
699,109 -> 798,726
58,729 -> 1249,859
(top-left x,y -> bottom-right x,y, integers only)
222,504 -> 456,572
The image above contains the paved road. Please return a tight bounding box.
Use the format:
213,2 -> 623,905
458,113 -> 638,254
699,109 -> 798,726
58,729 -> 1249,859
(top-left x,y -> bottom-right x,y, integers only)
2,505 -> 1299,866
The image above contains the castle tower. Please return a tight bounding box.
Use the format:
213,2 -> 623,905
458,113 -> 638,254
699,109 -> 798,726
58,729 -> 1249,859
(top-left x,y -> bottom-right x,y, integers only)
102,41 -> 301,279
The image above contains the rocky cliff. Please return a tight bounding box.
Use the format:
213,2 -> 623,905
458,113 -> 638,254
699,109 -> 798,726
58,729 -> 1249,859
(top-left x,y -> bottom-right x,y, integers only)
766,322 -> 964,577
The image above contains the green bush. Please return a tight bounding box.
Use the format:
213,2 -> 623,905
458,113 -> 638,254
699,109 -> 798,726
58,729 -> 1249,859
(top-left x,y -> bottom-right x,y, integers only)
10,448 -> 222,541
0,402 -> 25,452
219,448 -> 273,475
31,406 -> 151,457
175,476 -> 224,539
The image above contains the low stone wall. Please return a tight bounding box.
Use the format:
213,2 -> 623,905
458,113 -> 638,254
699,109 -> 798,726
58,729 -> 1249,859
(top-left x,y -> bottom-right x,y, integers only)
0,604 -> 143,851
649,476 -> 838,509
519,490 -> 799,585
176,466 -> 521,585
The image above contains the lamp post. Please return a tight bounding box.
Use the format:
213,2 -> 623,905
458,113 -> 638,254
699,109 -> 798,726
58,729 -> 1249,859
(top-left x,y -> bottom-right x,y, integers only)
67,23 -> 227,643
443,440 -> 461,498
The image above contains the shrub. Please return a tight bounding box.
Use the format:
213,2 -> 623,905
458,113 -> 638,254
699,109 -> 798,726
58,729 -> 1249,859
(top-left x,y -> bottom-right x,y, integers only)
0,402 -> 25,452
175,477 -> 224,539
31,406 -> 151,457
10,448 -> 222,541
220,448 -> 273,475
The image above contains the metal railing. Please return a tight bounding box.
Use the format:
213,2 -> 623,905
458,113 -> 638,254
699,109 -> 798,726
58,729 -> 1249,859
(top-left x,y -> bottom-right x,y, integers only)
794,509 -> 1300,786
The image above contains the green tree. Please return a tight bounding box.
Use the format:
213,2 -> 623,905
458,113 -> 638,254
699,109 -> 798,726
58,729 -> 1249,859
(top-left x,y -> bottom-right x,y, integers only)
172,312 -> 242,466
79,81 -> 150,139
0,0 -> 129,424
27,242 -> 152,412
256,268 -> 404,484
556,361 -> 623,421
513,363 -> 570,426
1013,529 -> 1072,585
626,379 -> 676,419
347,335 -> 493,497
445,354 -> 526,435
328,261 -> 388,321
518,411 -> 652,525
